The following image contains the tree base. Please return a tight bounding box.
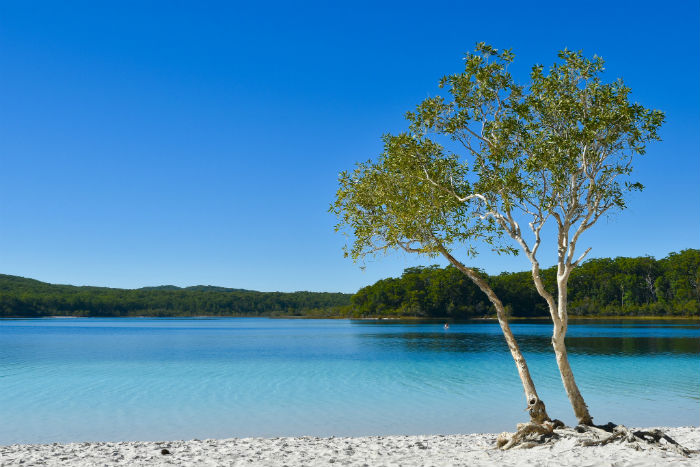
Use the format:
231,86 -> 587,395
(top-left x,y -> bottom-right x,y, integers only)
497,421 -> 695,457
496,419 -> 564,450
527,398 -> 550,425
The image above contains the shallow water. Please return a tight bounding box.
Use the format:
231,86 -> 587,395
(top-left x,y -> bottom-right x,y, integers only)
0,318 -> 697,444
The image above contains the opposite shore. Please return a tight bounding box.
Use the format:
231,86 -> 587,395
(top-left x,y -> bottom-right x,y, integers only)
2,249 -> 698,320
5,315 -> 699,321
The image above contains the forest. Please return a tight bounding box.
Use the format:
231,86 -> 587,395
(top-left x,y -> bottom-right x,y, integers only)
0,276 -> 351,318
0,250 -> 697,318
350,249 -> 700,318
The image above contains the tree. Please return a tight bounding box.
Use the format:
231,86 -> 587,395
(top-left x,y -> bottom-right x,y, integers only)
405,44 -> 664,424
331,133 -> 551,425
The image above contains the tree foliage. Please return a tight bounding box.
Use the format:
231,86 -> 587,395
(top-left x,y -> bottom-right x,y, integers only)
407,44 -> 664,237
331,133 -> 506,261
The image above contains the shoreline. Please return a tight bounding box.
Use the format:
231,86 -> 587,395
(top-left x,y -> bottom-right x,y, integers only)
2,427 -> 697,466
3,315 -> 698,321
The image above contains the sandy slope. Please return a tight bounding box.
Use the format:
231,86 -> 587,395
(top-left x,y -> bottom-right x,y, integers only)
1,427 -> 697,466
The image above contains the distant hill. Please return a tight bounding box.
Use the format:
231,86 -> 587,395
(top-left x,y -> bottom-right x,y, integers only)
0,275 -> 351,318
183,285 -> 251,293
1,249 -> 698,319
138,285 -> 251,292
138,285 -> 184,291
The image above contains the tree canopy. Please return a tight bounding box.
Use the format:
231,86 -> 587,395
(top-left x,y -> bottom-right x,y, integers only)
331,133 -> 505,262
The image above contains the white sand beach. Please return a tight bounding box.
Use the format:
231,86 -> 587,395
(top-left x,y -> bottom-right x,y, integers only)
1,426 -> 697,467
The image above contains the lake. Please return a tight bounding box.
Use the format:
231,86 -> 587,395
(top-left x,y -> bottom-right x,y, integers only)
0,318 -> 697,444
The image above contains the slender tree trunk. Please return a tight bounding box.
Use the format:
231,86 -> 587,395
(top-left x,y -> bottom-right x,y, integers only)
522,249 -> 594,426
554,272 -> 593,425
552,329 -> 592,425
437,245 -> 550,424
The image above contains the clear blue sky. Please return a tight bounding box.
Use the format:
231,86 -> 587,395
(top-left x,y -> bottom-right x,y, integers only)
1,1 -> 698,293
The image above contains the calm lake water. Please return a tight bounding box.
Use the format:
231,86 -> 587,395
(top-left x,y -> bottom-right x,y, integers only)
0,318 -> 698,444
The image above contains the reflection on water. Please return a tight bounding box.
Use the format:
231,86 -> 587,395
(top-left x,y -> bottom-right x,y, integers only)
0,317 -> 698,444
365,331 -> 700,355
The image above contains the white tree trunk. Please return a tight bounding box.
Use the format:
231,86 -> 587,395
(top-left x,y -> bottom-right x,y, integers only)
554,271 -> 593,425
516,239 -> 595,426
438,246 -> 550,423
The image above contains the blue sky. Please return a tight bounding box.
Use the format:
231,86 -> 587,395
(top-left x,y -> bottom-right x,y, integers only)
1,1 -> 698,292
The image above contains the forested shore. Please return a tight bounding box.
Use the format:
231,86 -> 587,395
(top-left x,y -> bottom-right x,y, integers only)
0,277 -> 351,318
351,249 -> 699,318
0,250 -> 697,318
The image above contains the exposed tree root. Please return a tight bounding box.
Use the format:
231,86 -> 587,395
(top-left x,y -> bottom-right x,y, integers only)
576,423 -> 695,457
497,421 -> 696,457
496,419 -> 564,450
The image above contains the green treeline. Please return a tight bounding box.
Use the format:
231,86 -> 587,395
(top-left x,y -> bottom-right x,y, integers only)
0,276 -> 351,318
350,249 -> 700,318
1,250 -> 698,318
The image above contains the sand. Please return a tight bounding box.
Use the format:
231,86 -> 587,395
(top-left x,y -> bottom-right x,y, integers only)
1,427 -> 697,466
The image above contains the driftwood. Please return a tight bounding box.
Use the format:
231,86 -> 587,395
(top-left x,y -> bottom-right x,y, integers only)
497,421 -> 696,457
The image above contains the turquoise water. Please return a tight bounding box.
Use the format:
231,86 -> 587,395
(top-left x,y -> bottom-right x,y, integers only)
0,318 -> 698,444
